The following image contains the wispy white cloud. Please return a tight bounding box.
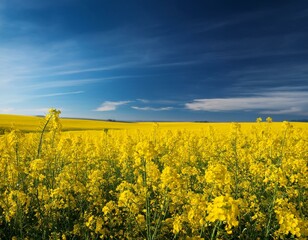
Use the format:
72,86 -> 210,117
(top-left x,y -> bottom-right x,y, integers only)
0,107 -> 64,115
148,60 -> 200,68
185,90 -> 308,115
228,63 -> 308,91
1,91 -> 84,105
26,79 -> 98,90
136,99 -> 181,105
95,101 -> 131,112
192,8 -> 276,34
38,63 -> 135,77
0,41 -> 81,86
260,107 -> 304,115
34,91 -> 84,98
133,98 -> 177,111
136,99 -> 150,103
132,106 -> 173,111
18,76 -> 138,91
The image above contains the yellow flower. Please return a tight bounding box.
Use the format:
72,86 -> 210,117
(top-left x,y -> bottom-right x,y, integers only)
30,158 -> 46,172
136,214 -> 145,226
173,215 -> 183,234
266,117 -> 272,123
206,195 -> 240,233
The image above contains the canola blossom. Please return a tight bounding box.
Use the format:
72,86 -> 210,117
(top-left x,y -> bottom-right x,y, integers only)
0,109 -> 307,239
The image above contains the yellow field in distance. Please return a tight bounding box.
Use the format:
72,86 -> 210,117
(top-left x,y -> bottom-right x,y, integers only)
0,113 -> 307,132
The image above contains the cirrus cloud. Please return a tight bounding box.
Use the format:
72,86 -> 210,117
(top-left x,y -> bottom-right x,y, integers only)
185,90 -> 308,115
95,101 -> 131,112
131,106 -> 173,111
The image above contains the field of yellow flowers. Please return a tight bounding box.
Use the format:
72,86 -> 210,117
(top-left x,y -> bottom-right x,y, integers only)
0,109 -> 307,239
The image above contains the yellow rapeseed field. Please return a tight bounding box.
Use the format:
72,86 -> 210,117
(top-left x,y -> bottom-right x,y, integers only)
0,109 -> 307,239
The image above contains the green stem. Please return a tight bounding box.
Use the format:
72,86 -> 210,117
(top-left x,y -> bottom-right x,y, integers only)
143,158 -> 152,240
265,188 -> 277,239
37,115 -> 52,159
210,221 -> 220,240
232,138 -> 239,199
152,194 -> 169,240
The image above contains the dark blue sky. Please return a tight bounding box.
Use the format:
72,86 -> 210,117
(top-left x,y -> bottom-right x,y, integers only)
0,0 -> 307,121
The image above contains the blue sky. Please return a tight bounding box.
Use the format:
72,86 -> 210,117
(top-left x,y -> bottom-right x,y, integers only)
0,0 -> 307,121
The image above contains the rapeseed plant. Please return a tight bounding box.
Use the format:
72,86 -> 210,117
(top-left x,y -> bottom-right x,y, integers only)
0,109 -> 307,239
